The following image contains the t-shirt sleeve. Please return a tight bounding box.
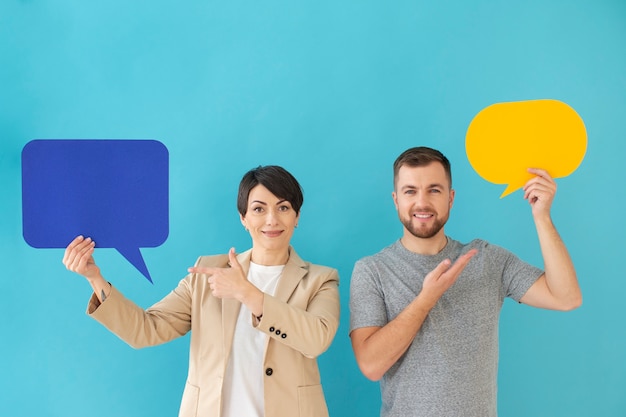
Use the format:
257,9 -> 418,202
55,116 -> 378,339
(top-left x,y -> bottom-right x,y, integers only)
498,246 -> 544,302
349,258 -> 389,332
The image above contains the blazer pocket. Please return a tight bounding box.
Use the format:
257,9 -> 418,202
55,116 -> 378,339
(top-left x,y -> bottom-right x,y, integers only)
179,382 -> 200,417
297,384 -> 329,417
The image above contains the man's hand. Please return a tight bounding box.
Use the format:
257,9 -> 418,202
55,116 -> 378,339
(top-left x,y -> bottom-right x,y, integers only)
420,249 -> 478,308
523,168 -> 556,218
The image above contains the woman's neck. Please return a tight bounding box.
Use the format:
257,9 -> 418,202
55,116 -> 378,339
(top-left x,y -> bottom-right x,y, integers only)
250,248 -> 290,266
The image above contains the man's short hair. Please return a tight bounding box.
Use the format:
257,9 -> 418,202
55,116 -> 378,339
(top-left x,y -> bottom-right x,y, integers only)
393,146 -> 452,188
237,165 -> 304,216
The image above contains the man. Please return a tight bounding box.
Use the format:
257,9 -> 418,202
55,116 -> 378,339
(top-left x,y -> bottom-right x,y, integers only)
349,146 -> 581,417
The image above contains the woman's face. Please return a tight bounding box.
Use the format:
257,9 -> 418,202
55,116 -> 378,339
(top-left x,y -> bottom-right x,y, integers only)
241,185 -> 300,255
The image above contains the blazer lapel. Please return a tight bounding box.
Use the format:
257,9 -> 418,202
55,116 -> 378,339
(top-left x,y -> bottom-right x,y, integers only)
261,247 -> 308,358
273,247 -> 308,303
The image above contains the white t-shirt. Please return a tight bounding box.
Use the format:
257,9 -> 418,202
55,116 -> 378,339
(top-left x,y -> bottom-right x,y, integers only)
221,262 -> 284,417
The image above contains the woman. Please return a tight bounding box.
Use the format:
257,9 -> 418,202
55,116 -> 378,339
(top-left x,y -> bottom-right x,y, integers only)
63,165 -> 340,417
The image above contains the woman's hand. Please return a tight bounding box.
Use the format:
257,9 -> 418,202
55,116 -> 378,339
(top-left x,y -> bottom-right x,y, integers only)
63,236 -> 101,279
63,236 -> 110,302
188,248 -> 264,317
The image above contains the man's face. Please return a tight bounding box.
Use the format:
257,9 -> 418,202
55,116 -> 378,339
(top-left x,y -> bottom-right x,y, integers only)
392,162 -> 454,240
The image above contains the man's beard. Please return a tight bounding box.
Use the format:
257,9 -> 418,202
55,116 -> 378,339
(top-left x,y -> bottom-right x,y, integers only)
401,212 -> 448,239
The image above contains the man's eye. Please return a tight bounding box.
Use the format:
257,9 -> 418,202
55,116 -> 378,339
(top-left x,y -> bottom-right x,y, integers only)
404,190 -> 415,195
430,189 -> 441,194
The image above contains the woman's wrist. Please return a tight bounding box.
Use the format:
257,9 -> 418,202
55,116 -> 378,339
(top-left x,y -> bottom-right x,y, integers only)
241,285 -> 264,317
87,275 -> 111,303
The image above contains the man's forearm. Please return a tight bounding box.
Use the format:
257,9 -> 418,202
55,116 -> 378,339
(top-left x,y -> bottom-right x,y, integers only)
535,215 -> 582,309
352,293 -> 434,381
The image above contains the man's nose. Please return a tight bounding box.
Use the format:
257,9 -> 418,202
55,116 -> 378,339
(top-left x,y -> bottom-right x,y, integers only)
414,190 -> 427,205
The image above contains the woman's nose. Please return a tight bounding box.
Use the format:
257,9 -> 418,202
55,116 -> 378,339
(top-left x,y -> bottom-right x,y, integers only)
265,209 -> 279,225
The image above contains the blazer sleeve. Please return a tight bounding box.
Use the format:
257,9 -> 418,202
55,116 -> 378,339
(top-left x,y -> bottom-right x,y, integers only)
87,278 -> 193,349
255,266 -> 340,358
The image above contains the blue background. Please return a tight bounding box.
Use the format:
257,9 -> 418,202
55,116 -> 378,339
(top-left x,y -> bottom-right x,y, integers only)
1,1 -> 625,416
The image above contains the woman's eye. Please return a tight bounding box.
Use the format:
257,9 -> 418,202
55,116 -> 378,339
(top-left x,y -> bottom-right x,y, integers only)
252,206 -> 264,213
278,205 -> 290,212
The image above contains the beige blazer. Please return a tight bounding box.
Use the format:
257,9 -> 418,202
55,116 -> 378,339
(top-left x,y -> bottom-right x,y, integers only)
87,248 -> 340,417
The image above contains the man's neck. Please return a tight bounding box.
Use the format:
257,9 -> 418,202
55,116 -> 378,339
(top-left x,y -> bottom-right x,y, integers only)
400,231 -> 448,255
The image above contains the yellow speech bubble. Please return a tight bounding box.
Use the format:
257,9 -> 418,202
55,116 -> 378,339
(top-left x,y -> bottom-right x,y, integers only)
466,99 -> 587,198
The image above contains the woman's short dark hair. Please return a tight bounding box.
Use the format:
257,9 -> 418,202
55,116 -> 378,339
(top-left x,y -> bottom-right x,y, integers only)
237,165 -> 304,216
393,146 -> 452,188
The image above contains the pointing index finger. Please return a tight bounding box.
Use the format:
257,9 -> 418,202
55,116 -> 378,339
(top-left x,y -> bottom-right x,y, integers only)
188,266 -> 217,275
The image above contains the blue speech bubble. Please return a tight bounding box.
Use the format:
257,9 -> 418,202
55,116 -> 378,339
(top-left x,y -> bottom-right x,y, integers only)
22,139 -> 169,283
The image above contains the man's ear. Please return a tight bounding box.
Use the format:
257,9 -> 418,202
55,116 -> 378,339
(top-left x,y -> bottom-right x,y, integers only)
449,189 -> 455,209
392,191 -> 399,210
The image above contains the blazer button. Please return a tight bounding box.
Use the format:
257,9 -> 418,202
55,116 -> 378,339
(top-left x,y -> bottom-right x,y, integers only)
269,327 -> 275,332
281,333 -> 287,339
275,329 -> 281,336
265,368 -> 273,376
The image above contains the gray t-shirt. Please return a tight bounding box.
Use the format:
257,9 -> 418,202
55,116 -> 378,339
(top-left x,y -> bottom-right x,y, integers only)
349,238 -> 542,417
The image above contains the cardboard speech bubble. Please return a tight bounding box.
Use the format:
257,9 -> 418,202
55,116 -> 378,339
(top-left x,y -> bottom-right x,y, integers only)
22,139 -> 169,283
466,99 -> 587,198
